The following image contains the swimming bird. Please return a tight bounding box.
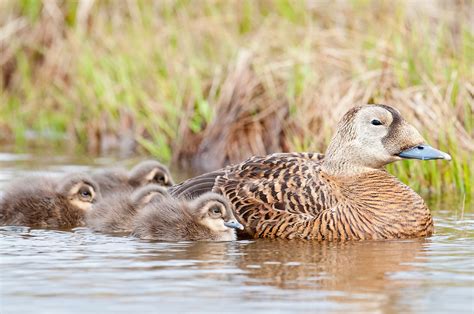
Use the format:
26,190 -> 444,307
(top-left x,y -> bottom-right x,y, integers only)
0,173 -> 100,229
86,184 -> 169,233
131,192 -> 244,241
170,105 -> 452,240
92,160 -> 174,196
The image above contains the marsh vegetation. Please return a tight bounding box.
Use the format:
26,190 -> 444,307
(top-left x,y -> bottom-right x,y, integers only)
1,0 -> 472,195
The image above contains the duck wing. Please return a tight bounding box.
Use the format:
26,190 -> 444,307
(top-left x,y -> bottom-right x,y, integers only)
169,170 -> 224,199
169,152 -> 323,198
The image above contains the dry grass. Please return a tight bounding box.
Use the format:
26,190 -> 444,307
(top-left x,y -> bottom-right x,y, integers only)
0,0 -> 472,195
176,52 -> 290,173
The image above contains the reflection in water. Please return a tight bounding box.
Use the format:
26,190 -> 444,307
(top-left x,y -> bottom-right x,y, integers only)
236,239 -> 429,313
0,152 -> 473,313
237,239 -> 426,290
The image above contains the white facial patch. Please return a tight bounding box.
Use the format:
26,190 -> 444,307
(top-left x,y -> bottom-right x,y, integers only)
68,183 -> 83,196
352,107 -> 397,166
68,183 -> 95,211
70,199 -> 93,211
355,107 -> 393,138
145,169 -> 159,182
200,216 -> 228,233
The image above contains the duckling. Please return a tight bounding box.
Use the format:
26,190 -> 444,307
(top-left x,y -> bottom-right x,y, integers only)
131,192 -> 244,241
86,184 -> 169,233
92,160 -> 174,196
0,173 -> 100,229
170,104 -> 452,241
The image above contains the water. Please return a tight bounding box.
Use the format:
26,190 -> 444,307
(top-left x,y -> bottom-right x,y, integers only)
0,152 -> 473,314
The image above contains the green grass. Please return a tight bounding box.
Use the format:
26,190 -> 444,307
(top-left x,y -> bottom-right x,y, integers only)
0,0 -> 472,196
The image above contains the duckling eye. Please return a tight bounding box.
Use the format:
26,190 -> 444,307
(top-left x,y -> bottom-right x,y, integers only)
79,187 -> 92,199
209,206 -> 222,216
153,173 -> 166,184
371,119 -> 383,126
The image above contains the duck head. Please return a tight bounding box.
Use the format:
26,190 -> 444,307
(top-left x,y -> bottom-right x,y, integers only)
131,184 -> 170,207
129,160 -> 174,188
191,193 -> 244,234
57,174 -> 101,211
322,104 -> 451,176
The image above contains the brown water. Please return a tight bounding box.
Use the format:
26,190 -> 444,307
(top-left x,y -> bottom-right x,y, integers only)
0,152 -> 473,314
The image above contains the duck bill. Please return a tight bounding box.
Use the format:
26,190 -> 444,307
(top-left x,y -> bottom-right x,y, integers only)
224,220 -> 244,230
397,144 -> 452,161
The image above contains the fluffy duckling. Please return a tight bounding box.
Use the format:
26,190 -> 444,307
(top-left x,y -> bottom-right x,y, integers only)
86,184 -> 169,233
92,160 -> 174,196
170,104 -> 452,241
132,192 -> 243,241
0,173 -> 100,229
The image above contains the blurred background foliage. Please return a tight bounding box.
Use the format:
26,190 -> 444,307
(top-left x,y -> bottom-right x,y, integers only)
0,0 -> 472,196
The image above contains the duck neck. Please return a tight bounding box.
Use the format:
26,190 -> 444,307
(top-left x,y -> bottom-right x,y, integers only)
321,142 -> 385,177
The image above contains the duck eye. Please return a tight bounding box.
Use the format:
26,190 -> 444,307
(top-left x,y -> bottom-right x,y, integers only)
371,119 -> 383,126
79,187 -> 92,198
210,207 -> 221,215
153,174 -> 166,183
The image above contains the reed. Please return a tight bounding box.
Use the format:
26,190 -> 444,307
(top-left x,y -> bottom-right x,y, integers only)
0,0 -> 472,195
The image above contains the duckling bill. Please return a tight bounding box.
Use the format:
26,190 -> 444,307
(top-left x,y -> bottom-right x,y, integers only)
170,104 -> 451,241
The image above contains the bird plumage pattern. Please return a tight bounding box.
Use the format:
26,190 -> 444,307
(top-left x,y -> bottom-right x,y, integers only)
170,105 -> 446,241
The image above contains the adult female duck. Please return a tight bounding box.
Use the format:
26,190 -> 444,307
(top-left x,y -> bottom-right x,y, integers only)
171,105 -> 451,240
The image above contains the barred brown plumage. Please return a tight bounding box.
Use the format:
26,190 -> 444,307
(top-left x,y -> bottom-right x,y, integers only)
170,105 -> 450,240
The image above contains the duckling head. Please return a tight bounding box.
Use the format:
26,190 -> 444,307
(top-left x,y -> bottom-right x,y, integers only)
129,160 -> 174,188
322,104 -> 451,176
57,174 -> 100,211
190,193 -> 244,235
131,184 -> 170,207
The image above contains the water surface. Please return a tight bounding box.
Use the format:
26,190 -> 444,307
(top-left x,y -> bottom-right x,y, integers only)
0,152 -> 473,313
